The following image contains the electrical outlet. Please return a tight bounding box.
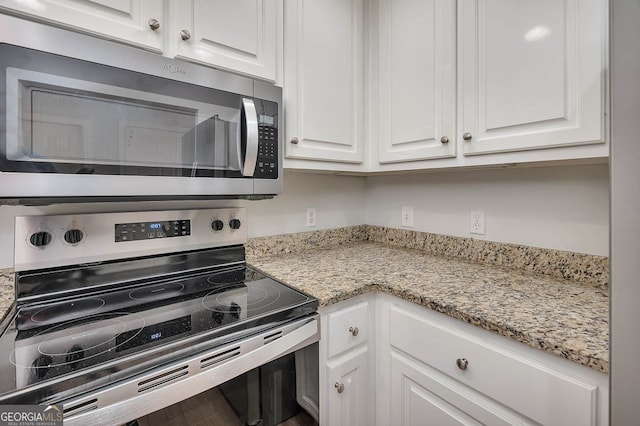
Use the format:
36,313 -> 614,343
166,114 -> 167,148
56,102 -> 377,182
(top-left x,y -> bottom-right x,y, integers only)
401,206 -> 414,227
470,210 -> 485,235
306,208 -> 316,227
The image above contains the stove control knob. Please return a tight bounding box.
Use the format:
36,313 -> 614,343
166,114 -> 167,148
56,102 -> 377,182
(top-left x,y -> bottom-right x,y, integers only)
30,231 -> 52,248
230,302 -> 241,319
64,229 -> 84,244
211,220 -> 225,232
31,354 -> 53,379
212,310 -> 224,325
229,219 -> 241,230
65,345 -> 85,368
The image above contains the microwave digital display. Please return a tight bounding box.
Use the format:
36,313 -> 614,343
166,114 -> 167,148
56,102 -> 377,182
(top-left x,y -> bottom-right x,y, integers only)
259,115 -> 274,126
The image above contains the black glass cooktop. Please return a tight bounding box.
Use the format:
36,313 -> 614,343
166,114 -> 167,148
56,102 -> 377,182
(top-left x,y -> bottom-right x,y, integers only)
0,249 -> 317,405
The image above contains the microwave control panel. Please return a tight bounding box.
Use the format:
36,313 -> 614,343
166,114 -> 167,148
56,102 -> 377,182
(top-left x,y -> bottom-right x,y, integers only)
255,124 -> 278,179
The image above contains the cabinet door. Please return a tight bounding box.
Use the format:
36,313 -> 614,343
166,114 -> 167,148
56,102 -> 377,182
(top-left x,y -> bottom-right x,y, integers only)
326,348 -> 370,426
172,0 -> 278,82
459,0 -> 606,155
284,0 -> 364,165
390,351 -> 529,426
378,0 -> 456,164
0,0 -> 163,52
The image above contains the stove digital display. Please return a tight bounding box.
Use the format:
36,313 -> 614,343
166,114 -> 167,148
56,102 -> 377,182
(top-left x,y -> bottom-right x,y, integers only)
116,315 -> 192,352
115,219 -> 191,242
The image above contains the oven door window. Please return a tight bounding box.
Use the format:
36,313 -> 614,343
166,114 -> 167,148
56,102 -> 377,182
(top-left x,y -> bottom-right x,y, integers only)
135,352 -> 318,426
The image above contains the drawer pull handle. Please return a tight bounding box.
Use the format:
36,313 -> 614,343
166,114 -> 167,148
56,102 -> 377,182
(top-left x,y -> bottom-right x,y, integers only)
462,132 -> 473,141
456,358 -> 469,371
291,137 -> 299,144
334,382 -> 345,393
348,326 -> 359,336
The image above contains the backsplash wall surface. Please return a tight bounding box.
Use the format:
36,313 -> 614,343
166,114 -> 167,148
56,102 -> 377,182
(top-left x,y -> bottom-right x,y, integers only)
0,164 -> 608,268
366,164 -> 609,256
0,171 -> 367,269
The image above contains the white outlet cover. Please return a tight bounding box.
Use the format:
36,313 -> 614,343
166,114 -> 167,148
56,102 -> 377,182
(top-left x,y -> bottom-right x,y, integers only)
401,206 -> 414,227
470,210 -> 485,235
306,208 -> 316,227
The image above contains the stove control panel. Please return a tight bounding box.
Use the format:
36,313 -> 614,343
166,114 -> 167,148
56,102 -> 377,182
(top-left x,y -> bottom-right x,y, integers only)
15,208 -> 247,272
115,220 -> 191,242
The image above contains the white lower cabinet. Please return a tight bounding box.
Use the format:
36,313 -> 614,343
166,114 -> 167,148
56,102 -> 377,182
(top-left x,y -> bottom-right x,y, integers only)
321,293 -> 608,426
319,295 -> 373,426
390,351 -> 522,425
326,347 -> 370,426
376,294 -> 609,426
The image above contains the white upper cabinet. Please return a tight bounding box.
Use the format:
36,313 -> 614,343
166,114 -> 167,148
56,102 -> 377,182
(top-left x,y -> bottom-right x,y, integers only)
171,0 -> 279,82
459,0 -> 606,156
283,0 -> 365,169
377,0 -> 456,164
0,0 -> 164,52
371,0 -> 607,172
0,0 -> 281,82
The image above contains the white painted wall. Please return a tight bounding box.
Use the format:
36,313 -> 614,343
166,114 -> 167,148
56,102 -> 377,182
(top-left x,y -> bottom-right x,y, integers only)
0,171 -> 367,268
0,164 -> 609,268
366,164 -> 609,256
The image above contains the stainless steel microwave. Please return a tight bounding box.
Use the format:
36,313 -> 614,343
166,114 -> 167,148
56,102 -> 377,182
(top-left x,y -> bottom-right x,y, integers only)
0,17 -> 282,204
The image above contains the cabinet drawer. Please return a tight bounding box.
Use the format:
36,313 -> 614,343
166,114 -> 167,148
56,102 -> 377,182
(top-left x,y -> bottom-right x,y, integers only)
389,305 -> 597,426
326,301 -> 369,358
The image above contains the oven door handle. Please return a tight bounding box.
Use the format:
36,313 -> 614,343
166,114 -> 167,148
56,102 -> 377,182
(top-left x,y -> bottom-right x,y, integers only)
61,315 -> 319,426
240,98 -> 259,177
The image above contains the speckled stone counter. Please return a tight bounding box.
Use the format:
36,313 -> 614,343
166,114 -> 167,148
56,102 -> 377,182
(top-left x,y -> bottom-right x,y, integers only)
247,241 -> 609,374
0,227 -> 609,374
0,269 -> 14,323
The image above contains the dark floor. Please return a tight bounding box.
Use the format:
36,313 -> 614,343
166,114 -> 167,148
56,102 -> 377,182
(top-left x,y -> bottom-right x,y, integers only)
134,388 -> 318,426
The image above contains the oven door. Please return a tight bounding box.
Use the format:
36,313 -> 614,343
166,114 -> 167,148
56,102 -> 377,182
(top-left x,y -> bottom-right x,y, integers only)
59,315 -> 319,426
0,25 -> 282,201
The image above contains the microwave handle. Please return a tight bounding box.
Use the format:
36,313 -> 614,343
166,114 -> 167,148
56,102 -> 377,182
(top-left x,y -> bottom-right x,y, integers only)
241,98 -> 259,177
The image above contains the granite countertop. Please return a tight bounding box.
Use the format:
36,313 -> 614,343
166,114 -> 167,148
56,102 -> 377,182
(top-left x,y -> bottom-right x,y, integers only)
0,269 -> 13,322
0,239 -> 609,374
248,241 -> 609,373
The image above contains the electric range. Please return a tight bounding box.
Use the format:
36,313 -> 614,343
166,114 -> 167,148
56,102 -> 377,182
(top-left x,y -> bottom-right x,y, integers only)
0,208 -> 318,424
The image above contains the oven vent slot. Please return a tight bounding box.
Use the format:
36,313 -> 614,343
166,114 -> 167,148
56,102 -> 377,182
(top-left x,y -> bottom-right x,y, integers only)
63,398 -> 98,418
138,365 -> 189,393
200,346 -> 241,369
263,330 -> 283,344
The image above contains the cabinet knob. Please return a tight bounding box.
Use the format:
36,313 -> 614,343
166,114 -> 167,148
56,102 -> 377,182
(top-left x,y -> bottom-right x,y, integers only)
290,137 -> 299,144
348,326 -> 359,336
440,136 -> 449,144
180,29 -> 192,41
456,358 -> 469,371
148,18 -> 160,31
334,382 -> 345,393
462,132 -> 473,141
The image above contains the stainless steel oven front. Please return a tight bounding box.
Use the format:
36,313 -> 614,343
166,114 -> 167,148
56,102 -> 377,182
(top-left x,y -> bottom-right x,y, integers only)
0,15 -> 282,204
0,208 -> 318,425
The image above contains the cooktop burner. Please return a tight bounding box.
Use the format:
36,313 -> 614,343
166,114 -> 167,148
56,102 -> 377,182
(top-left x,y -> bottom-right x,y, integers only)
202,281 -> 282,314
29,298 -> 106,324
0,252 -> 316,405
129,282 -> 185,300
206,269 -> 247,285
